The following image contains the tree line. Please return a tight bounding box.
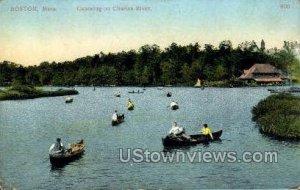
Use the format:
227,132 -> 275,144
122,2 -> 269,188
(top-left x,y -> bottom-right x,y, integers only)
0,40 -> 299,86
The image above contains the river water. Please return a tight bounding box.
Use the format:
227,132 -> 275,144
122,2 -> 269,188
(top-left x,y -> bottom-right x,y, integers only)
0,87 -> 299,189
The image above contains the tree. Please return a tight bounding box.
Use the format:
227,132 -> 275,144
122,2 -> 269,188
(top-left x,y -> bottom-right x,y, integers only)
214,64 -> 226,80
160,61 -> 175,85
38,62 -> 53,85
181,63 -> 193,84
137,44 -> 161,85
219,40 -> 232,52
25,69 -> 40,85
190,58 -> 204,81
238,41 -> 259,52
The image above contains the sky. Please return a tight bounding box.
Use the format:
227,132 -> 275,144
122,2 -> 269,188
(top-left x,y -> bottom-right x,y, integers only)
0,0 -> 299,66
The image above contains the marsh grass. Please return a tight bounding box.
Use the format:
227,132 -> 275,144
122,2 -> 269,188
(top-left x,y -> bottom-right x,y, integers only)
252,93 -> 300,140
0,85 -> 78,101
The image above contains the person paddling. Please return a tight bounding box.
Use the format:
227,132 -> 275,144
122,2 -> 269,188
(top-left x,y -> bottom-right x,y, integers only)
169,122 -> 184,136
128,99 -> 134,110
170,100 -> 178,107
53,138 -> 65,153
112,110 -> 118,122
200,124 -> 214,140
169,122 -> 191,140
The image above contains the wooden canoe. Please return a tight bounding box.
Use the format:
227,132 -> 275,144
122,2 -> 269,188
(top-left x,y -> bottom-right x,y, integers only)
49,140 -> 85,165
162,130 -> 222,147
65,98 -> 73,103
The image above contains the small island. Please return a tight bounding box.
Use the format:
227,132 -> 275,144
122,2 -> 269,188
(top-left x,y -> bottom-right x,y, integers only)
0,85 -> 78,101
252,93 -> 300,140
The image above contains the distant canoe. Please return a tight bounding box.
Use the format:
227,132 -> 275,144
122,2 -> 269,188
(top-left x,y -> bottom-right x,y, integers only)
112,114 -> 125,126
167,92 -> 172,97
128,91 -> 143,94
114,93 -> 121,97
162,130 -> 222,147
171,105 -> 178,110
49,140 -> 85,165
65,97 -> 73,103
170,104 -> 179,110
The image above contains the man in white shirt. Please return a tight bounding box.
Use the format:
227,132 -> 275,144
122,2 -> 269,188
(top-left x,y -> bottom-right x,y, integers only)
169,122 -> 184,136
52,138 -> 65,153
112,110 -> 118,121
170,101 -> 178,107
169,122 -> 192,140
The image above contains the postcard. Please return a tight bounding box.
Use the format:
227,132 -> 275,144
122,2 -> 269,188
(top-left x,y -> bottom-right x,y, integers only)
0,0 -> 299,189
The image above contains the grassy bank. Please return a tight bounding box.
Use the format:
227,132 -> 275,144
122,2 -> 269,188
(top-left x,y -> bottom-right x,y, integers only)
252,93 -> 300,140
0,85 -> 78,101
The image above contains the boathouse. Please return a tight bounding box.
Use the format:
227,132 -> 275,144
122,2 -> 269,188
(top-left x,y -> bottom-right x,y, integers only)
238,63 -> 287,85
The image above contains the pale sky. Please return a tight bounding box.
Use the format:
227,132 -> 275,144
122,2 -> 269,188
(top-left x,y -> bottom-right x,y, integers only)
0,0 -> 299,66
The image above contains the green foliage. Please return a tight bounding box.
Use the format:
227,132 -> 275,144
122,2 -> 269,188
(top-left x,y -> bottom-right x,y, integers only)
8,84 -> 39,95
181,63 -> 193,85
0,85 -> 78,101
160,61 -> 175,85
252,93 -> 300,140
0,40 -> 299,86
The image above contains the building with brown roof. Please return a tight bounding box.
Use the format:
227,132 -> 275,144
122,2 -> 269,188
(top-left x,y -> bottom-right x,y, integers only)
238,63 -> 287,84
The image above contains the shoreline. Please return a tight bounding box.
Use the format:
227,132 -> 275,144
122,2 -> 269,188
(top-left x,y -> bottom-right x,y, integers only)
0,87 -> 78,101
12,83 -> 296,88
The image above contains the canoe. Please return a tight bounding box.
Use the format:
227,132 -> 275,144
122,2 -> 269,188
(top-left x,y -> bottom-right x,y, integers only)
112,114 -> 125,126
65,97 -> 73,103
162,130 -> 222,147
162,135 -> 199,147
190,130 -> 222,141
171,105 -> 179,110
114,93 -> 121,97
49,139 -> 85,165
128,90 -> 143,94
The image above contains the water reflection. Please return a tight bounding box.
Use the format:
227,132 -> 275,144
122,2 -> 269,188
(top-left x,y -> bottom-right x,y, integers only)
162,146 -> 193,153
50,164 -> 65,172
49,154 -> 85,170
